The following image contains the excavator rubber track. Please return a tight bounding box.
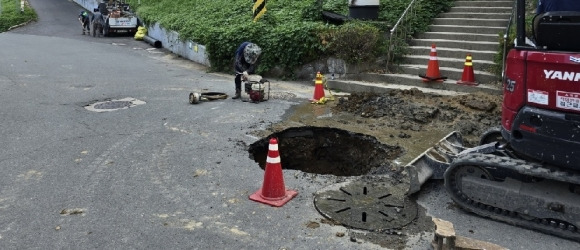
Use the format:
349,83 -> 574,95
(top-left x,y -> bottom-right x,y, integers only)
444,153 -> 580,242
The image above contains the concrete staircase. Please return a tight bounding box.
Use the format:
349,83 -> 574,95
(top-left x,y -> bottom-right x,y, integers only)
383,0 -> 513,86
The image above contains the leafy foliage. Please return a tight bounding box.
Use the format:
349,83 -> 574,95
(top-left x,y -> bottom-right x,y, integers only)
325,22 -> 382,64
0,0 -> 37,32
126,0 -> 454,76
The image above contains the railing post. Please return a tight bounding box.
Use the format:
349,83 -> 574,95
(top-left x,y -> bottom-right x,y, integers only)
385,0 -> 417,73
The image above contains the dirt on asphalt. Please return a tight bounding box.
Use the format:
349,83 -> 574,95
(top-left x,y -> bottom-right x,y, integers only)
250,88 -> 503,249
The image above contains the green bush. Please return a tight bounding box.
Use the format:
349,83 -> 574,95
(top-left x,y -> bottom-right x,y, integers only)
127,0 -> 453,77
326,22 -> 382,64
0,0 -> 37,32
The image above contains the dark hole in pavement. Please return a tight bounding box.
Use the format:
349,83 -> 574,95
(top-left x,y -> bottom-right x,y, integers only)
248,126 -> 403,176
93,101 -> 132,110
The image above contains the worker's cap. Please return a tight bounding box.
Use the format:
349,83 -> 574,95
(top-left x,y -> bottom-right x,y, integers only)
244,43 -> 262,64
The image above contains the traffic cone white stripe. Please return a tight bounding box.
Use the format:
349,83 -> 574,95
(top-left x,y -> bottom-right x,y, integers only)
430,56 -> 438,60
267,156 -> 281,164
269,143 -> 278,151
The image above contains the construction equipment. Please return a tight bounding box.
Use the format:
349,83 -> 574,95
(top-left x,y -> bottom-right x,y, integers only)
94,0 -> 139,37
188,75 -> 269,105
407,1 -> 580,241
241,75 -> 270,103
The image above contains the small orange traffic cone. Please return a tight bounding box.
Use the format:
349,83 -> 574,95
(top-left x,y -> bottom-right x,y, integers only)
249,138 -> 297,207
311,72 -> 325,102
419,44 -> 447,82
457,54 -> 478,86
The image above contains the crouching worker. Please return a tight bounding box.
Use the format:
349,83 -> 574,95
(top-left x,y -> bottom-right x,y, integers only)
232,42 -> 262,99
79,10 -> 90,35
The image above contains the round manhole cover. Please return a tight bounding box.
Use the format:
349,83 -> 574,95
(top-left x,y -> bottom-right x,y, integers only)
314,180 -> 418,231
85,97 -> 145,112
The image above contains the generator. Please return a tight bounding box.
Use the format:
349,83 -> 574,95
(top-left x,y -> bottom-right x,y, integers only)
241,76 -> 270,103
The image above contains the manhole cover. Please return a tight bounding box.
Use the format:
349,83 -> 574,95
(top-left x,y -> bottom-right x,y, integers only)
314,180 -> 418,231
85,97 -> 145,112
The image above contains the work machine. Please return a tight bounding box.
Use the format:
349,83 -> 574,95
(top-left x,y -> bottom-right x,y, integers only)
409,0 -> 580,241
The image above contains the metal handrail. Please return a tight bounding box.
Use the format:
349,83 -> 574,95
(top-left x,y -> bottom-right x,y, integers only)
385,0 -> 418,71
501,1 -> 517,83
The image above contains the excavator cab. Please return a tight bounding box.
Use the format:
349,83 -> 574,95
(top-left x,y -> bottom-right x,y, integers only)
533,11 -> 580,52
502,7 -> 580,170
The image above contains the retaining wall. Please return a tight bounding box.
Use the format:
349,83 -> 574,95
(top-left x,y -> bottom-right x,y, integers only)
73,0 -> 355,79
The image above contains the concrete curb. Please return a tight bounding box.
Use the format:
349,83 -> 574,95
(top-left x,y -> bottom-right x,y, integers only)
8,19 -> 35,31
330,73 -> 503,95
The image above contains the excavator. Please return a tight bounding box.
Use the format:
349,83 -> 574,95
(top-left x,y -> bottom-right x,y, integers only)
407,0 -> 580,241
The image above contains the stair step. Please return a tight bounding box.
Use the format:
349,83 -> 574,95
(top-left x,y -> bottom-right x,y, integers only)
433,18 -> 509,26
429,25 -> 504,35
411,39 -> 499,52
400,64 -> 499,83
448,6 -> 512,13
404,55 -> 494,71
408,46 -> 496,61
336,73 -> 502,93
438,12 -> 511,19
392,0 -> 511,85
417,32 -> 500,43
454,1 -> 514,8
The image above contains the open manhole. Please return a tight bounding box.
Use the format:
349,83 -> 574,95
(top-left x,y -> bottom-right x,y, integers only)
85,97 -> 146,112
248,126 -> 403,176
314,180 -> 418,231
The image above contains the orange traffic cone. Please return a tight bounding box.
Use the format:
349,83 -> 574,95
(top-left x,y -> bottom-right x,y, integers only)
457,54 -> 478,86
419,44 -> 447,82
249,138 -> 298,207
311,72 -> 325,102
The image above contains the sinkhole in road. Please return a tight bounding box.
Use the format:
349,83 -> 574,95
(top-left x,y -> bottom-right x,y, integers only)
248,126 -> 403,176
248,127 -> 420,232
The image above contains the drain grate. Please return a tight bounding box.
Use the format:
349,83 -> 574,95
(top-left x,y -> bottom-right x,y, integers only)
314,180 -> 417,231
85,97 -> 146,112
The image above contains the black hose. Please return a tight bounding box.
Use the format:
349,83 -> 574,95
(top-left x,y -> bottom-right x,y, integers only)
143,35 -> 162,48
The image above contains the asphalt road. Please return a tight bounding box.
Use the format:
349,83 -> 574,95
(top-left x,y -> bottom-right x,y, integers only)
1,0 -> 579,249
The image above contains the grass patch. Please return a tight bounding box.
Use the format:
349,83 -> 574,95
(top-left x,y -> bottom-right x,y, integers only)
0,0 -> 37,32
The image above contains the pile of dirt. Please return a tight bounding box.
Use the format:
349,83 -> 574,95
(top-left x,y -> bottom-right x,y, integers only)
332,89 -> 502,147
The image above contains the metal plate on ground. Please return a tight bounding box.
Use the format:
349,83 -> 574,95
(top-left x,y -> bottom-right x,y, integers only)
314,180 -> 418,231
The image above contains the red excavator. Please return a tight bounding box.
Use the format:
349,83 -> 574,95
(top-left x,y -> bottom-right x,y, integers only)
407,0 -> 580,241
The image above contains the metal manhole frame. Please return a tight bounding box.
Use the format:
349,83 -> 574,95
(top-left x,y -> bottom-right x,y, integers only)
314,180 -> 418,232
